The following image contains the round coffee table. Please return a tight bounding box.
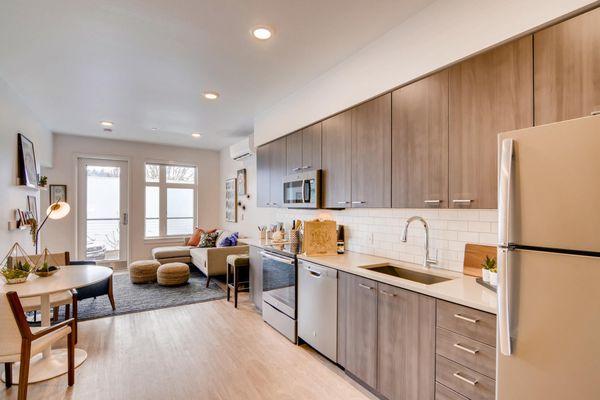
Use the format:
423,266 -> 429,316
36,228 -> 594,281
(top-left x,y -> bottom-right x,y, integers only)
0,265 -> 112,383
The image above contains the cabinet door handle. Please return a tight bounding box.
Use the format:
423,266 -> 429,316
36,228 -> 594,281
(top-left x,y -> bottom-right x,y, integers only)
453,343 -> 479,355
302,165 -> 312,170
292,167 -> 302,172
453,313 -> 479,324
452,199 -> 473,204
379,289 -> 396,297
591,110 -> 600,116
351,201 -> 366,204
358,283 -> 374,290
271,202 -> 278,206
453,372 -> 478,386
424,200 -> 441,204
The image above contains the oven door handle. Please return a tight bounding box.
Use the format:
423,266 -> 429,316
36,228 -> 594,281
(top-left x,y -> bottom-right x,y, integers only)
260,251 -> 295,265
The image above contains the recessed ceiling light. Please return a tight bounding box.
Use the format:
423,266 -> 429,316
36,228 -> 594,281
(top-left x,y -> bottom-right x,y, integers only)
252,26 -> 272,40
203,92 -> 219,100
191,132 -> 202,138
100,121 -> 113,127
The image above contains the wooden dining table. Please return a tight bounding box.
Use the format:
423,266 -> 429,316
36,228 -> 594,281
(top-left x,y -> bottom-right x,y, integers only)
0,264 -> 113,383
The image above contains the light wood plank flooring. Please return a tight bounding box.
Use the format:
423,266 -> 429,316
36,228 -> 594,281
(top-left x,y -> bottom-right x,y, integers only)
3,295 -> 375,400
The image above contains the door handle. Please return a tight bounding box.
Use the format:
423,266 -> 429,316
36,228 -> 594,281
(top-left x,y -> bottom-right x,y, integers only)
351,201 -> 366,205
379,290 -> 396,297
358,283 -> 374,290
309,271 -> 321,278
122,212 -> 128,226
452,199 -> 472,204
424,200 -> 441,204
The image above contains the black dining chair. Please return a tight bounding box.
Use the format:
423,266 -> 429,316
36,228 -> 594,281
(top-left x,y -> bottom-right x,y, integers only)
69,260 -> 116,311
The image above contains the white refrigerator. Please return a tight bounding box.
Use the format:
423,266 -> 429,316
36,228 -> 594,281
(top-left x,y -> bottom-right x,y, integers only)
496,115 -> 600,399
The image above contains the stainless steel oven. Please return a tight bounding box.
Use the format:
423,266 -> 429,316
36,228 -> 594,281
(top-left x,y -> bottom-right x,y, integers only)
261,249 -> 297,342
283,170 -> 321,209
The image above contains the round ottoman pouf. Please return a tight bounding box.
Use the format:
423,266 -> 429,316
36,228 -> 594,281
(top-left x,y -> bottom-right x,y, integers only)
157,262 -> 190,286
129,260 -> 161,284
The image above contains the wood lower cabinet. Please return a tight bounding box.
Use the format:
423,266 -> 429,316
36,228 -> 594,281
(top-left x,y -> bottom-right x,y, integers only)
351,94 -> 392,208
256,137 -> 287,207
322,110 -> 352,208
392,70 -> 449,208
339,272 -> 437,399
341,273 -> 378,388
449,35 -> 533,209
534,7 -> 600,125
248,246 -> 263,311
377,283 -> 436,400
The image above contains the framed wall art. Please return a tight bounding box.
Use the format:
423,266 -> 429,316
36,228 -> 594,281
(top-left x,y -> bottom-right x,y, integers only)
225,178 -> 237,222
17,133 -> 38,188
236,168 -> 246,196
49,184 -> 67,204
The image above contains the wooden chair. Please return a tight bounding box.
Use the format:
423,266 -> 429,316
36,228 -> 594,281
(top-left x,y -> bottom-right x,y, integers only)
11,252 -> 74,323
1,291 -> 76,400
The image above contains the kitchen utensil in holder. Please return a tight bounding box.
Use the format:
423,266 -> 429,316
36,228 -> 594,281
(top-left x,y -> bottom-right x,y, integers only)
289,229 -> 300,244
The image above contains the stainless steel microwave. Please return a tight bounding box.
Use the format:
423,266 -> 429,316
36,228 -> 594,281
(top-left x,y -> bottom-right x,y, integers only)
283,170 -> 321,209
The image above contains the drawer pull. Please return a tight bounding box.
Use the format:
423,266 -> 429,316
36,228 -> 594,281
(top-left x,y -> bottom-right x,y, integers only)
424,199 -> 441,204
452,199 -> 473,204
453,313 -> 479,324
358,283 -> 374,290
453,343 -> 479,355
453,372 -> 478,386
351,201 -> 366,204
379,290 -> 396,297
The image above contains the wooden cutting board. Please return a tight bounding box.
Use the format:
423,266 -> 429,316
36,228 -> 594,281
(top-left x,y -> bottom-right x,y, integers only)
303,220 -> 337,256
463,244 -> 497,277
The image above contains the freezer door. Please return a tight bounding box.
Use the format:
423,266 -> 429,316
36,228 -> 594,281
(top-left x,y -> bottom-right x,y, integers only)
496,249 -> 600,400
499,115 -> 600,252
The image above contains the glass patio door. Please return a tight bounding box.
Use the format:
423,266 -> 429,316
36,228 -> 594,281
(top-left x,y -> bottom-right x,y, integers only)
77,158 -> 128,263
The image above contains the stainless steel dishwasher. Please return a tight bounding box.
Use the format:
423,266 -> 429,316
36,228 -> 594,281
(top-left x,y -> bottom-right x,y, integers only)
297,259 -> 337,362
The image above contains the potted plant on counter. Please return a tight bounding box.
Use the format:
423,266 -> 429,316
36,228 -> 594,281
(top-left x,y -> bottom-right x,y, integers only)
1,243 -> 34,284
489,265 -> 498,287
481,255 -> 496,283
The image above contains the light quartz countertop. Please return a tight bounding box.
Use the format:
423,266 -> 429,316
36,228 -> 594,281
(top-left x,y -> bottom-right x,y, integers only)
242,238 -> 497,314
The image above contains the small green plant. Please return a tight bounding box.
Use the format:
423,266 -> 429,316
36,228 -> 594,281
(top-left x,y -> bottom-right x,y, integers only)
36,262 -> 58,273
481,255 -> 497,271
1,260 -> 32,280
38,175 -> 48,187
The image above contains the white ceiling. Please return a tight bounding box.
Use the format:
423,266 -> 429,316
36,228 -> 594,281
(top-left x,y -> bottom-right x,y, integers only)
0,0 -> 435,150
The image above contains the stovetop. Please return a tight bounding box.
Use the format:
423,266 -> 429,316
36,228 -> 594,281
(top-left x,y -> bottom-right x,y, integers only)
261,242 -> 302,258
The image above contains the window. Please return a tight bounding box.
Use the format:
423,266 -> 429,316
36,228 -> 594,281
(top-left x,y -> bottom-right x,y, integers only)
145,163 -> 196,238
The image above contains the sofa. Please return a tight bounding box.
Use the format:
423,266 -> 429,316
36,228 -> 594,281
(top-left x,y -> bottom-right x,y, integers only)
151,234 -> 248,287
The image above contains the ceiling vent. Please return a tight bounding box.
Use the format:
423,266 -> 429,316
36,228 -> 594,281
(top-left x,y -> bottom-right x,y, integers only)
230,136 -> 255,161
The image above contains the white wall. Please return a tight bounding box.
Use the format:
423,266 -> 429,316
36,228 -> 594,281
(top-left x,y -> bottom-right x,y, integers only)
254,0 -> 597,145
0,77 -> 52,255
42,133 -> 220,262
219,145 -> 277,237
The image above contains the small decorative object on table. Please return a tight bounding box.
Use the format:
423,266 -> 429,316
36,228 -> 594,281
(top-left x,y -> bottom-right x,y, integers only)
33,248 -> 61,277
0,242 -> 34,284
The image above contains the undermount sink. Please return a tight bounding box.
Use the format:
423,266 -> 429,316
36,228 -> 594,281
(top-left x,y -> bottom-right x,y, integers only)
364,265 -> 452,285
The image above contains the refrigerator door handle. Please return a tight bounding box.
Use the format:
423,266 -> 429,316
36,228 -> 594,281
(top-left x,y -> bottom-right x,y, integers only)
498,247 -> 512,356
498,138 -> 513,247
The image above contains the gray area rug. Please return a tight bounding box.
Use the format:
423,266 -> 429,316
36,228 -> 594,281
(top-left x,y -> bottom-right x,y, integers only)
74,268 -> 225,321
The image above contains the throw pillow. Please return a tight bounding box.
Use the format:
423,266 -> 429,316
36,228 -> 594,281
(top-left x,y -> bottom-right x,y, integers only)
199,231 -> 219,248
187,228 -> 216,246
218,232 -> 239,247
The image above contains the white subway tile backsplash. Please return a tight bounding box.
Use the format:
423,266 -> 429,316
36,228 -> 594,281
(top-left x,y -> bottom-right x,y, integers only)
276,208 -> 498,272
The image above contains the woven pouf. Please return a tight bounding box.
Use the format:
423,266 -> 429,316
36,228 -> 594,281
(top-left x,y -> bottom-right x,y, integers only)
157,262 -> 190,286
129,260 -> 161,284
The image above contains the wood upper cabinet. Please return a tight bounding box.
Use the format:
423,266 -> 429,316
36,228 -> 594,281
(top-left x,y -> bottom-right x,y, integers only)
269,137 -> 287,207
286,130 -> 303,175
322,110 -> 352,208
392,70 -> 449,208
342,273 -> 378,388
377,283 -> 436,400
256,144 -> 271,207
301,123 -> 322,171
449,36 -> 533,209
351,94 -> 392,208
286,124 -> 322,174
534,8 -> 600,125
256,136 -> 287,207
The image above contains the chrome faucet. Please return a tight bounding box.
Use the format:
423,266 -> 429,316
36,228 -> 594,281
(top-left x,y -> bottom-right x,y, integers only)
401,216 -> 437,267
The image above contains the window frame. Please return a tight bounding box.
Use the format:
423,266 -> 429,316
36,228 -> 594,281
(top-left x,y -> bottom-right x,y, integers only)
144,161 -> 197,240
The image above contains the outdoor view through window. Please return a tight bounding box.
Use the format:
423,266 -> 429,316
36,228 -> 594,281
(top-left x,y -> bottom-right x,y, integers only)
145,163 -> 196,238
